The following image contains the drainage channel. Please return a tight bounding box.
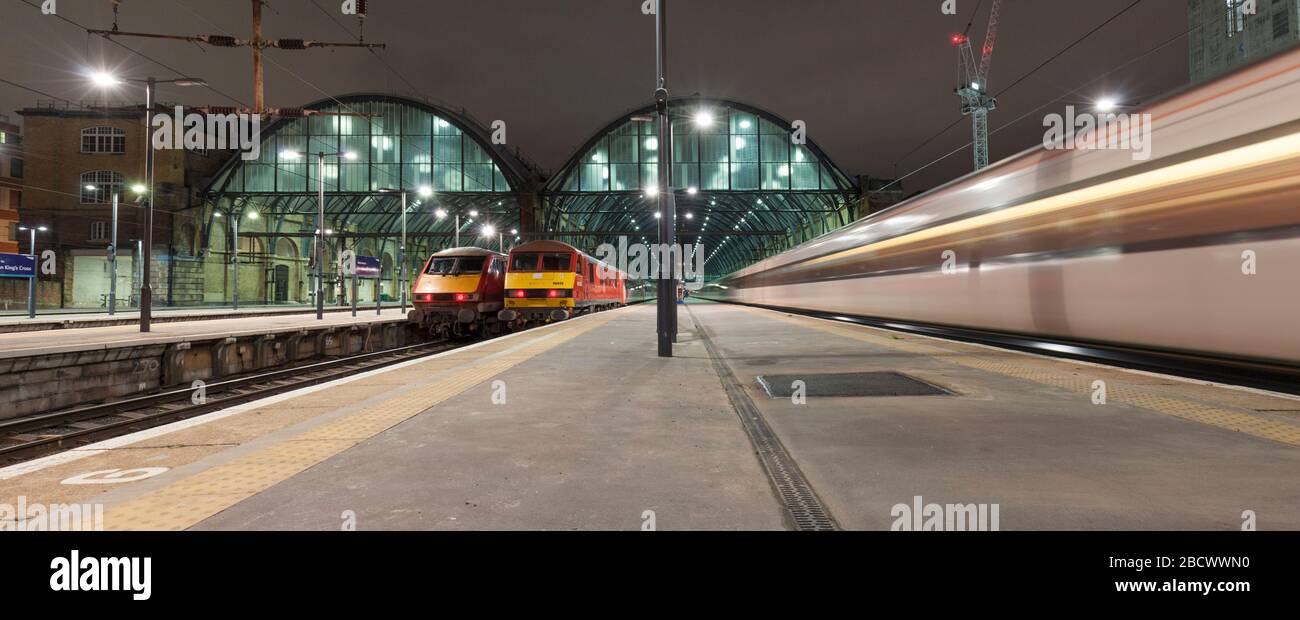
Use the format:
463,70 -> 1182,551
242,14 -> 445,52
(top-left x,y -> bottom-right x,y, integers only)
685,304 -> 838,532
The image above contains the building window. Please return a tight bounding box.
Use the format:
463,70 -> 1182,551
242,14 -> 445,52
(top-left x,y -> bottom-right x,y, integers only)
90,221 -> 109,242
81,126 -> 126,154
80,170 -> 124,203
10,157 -> 21,179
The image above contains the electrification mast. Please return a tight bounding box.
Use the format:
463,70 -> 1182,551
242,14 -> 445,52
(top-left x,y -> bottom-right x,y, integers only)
952,0 -> 1002,171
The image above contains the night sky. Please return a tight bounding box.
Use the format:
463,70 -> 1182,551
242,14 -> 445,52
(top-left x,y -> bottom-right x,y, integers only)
1,0 -> 1188,193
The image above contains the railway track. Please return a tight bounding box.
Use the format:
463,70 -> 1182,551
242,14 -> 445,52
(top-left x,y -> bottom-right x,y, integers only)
0,340 -> 457,465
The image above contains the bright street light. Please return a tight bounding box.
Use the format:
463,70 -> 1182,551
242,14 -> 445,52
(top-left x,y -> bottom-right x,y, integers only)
481,225 -> 496,237
434,208 -> 448,218
417,185 -> 433,198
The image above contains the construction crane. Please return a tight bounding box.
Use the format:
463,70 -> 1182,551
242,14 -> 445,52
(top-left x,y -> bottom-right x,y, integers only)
951,0 -> 1002,171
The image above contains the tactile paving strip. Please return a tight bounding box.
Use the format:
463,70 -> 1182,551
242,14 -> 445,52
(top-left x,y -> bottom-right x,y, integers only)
754,309 -> 1300,448
102,315 -> 618,531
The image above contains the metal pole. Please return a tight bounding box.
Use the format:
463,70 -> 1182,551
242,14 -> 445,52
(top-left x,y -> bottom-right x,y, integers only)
350,267 -> 358,317
455,214 -> 460,247
232,214 -> 240,311
26,228 -> 36,319
109,193 -> 118,315
316,152 -> 325,320
399,190 -> 408,315
140,77 -> 156,332
655,0 -> 674,357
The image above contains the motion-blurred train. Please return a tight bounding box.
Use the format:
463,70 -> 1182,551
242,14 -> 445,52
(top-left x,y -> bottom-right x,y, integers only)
699,45 -> 1300,368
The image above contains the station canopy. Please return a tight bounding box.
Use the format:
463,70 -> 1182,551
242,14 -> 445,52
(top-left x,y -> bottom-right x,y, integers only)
201,93 -> 534,262
200,94 -> 861,279
542,97 -> 860,277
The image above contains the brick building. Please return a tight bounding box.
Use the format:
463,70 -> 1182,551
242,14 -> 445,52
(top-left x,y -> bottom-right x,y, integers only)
17,102 -> 229,310
0,114 -> 21,254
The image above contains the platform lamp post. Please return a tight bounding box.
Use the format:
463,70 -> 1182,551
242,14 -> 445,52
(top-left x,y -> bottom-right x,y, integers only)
653,0 -> 677,357
90,71 -> 208,332
377,185 -> 433,315
214,209 -> 258,310
280,149 -> 358,319
434,207 -> 479,248
17,225 -> 47,319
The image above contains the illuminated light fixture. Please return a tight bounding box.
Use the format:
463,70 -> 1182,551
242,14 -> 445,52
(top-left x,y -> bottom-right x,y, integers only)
89,70 -> 121,87
684,213 -> 694,220
645,137 -> 658,151
280,150 -> 301,160
1095,97 -> 1118,112
734,137 -> 747,150
434,208 -> 448,218
417,185 -> 434,198
686,186 -> 698,195
654,212 -> 662,219
645,186 -> 659,197
247,211 -> 259,220
131,184 -> 148,194
85,184 -> 97,191
694,110 -> 714,126
739,120 -> 751,129
970,82 -> 981,91
341,151 -> 358,160
481,225 -> 496,236
469,210 -> 479,217
510,229 -> 518,235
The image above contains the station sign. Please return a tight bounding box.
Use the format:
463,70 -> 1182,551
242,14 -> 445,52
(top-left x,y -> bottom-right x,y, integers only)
355,256 -> 381,278
0,253 -> 35,279
339,251 -> 381,278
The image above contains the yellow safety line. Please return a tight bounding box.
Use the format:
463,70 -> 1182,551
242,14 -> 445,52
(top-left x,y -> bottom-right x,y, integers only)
103,314 -> 618,531
750,309 -> 1300,448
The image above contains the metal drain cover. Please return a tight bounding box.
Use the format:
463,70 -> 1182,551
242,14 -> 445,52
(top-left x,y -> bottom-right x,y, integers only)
757,372 -> 949,398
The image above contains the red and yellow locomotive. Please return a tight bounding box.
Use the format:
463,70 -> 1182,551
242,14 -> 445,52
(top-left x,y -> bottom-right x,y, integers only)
409,247 -> 507,338
497,240 -> 627,323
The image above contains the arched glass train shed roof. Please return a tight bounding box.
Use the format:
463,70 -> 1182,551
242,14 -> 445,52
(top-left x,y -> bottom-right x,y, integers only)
198,94 -> 862,278
200,93 -> 534,258
542,97 -> 860,277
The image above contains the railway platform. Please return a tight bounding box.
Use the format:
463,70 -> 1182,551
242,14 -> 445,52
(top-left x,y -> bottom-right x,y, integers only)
0,308 -> 417,419
2,300 -> 1297,531
0,304 -> 407,334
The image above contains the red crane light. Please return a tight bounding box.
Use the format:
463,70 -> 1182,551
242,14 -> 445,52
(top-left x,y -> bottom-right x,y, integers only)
950,33 -> 967,45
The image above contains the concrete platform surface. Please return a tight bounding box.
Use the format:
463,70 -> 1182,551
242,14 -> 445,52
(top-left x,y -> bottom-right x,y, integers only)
1,301 -> 1297,531
0,304 -> 406,333
0,307 -> 410,358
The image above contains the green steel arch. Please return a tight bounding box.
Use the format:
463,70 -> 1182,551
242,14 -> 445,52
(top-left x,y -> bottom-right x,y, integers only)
195,93 -> 538,307
541,97 -> 860,277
